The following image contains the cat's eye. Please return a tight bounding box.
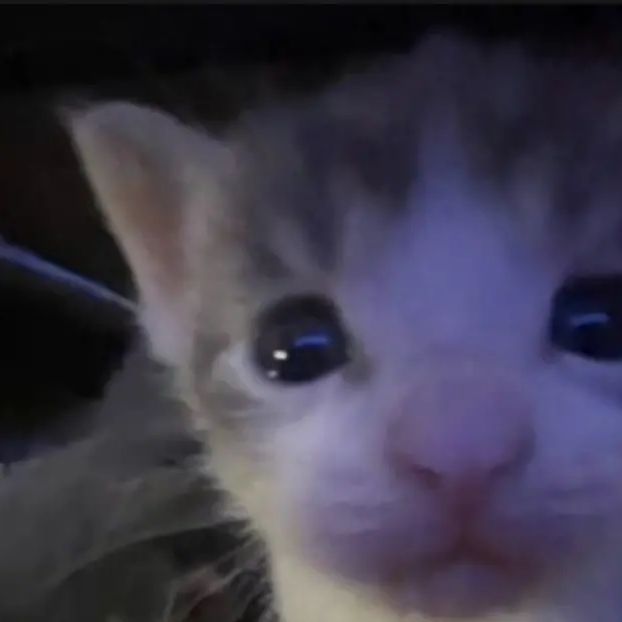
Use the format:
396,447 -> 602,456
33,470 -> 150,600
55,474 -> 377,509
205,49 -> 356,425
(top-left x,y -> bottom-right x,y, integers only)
550,274 -> 622,361
253,295 -> 350,383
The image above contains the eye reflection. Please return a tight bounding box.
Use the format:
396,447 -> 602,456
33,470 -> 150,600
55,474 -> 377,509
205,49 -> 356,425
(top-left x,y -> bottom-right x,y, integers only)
253,295 -> 350,383
550,274 -> 622,361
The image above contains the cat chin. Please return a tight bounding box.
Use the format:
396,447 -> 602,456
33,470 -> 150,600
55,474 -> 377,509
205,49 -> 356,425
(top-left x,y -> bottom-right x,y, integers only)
386,558 -> 534,619
318,553 -> 539,620
294,522 -> 546,620
276,542 -> 539,622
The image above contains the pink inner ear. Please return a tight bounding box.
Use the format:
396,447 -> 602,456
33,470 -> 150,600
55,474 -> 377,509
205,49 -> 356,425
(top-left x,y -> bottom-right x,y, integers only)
119,196 -> 186,306
66,103 -> 199,362
95,151 -> 191,364
87,133 -> 185,292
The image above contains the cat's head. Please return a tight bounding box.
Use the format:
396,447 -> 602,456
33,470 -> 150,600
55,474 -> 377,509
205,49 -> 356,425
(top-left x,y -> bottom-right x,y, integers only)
65,33 -> 622,619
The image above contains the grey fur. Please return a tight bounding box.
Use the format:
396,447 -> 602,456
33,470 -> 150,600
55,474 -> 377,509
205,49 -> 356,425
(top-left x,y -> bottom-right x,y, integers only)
0,348 -> 235,622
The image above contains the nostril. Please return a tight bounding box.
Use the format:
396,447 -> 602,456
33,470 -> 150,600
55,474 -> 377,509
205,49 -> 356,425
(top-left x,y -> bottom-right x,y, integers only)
409,464 -> 444,490
404,462 -> 492,496
389,424 -> 534,499
386,368 -> 535,502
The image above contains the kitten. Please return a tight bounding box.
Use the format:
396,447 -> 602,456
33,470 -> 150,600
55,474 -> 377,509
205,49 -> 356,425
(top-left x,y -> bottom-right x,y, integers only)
65,31 -> 622,622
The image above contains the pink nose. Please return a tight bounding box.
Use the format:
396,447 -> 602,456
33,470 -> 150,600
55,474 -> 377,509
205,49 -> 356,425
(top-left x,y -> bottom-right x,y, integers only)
387,365 -> 533,508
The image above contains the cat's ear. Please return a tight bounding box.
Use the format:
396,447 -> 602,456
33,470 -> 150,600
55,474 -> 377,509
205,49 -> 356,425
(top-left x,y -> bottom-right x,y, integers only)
63,102 -> 222,365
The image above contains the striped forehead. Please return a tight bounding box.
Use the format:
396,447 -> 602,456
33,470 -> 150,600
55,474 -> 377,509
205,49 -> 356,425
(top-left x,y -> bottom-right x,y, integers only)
224,36 -> 622,293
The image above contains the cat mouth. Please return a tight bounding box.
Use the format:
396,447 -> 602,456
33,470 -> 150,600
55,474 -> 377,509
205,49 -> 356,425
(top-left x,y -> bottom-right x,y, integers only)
387,539 -> 538,619
420,536 -> 532,573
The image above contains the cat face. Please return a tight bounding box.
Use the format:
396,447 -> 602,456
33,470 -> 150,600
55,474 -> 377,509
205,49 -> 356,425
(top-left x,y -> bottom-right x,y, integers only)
67,33 -> 622,619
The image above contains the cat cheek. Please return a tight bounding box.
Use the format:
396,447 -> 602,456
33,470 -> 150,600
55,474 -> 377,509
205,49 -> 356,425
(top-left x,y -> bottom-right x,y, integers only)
276,433 -> 442,582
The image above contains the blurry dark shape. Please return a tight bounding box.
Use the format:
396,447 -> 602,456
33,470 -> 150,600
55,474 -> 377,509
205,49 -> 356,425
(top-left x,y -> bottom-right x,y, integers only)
0,240 -> 134,464
0,97 -> 132,295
